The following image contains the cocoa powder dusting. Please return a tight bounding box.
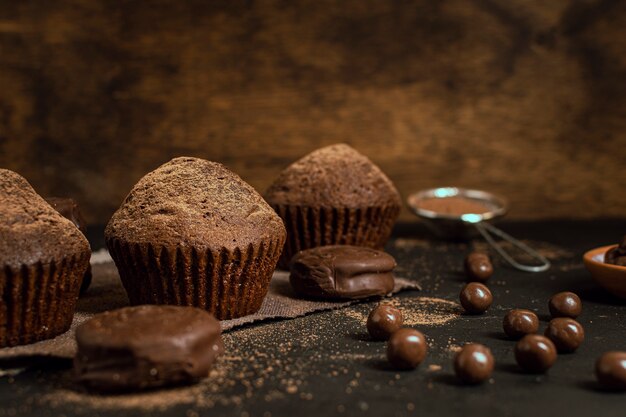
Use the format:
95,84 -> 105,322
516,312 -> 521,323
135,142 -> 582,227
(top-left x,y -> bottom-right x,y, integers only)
344,297 -> 462,327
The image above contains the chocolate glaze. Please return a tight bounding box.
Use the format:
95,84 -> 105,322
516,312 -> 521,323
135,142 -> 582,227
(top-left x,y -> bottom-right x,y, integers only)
289,245 -> 396,299
514,334 -> 557,373
464,252 -> 493,282
367,304 -> 403,341
387,328 -> 428,370
549,291 -> 582,319
459,282 -> 492,314
74,305 -> 223,392
503,309 -> 539,339
454,343 -> 494,384
596,351 -> 626,391
45,197 -> 92,294
544,318 -> 584,353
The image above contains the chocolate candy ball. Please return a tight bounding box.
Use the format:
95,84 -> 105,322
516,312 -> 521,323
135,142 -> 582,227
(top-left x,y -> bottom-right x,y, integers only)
464,252 -> 494,282
460,283 -> 492,314
549,292 -> 582,319
454,343 -> 495,384
367,304 -> 403,341
514,334 -> 557,373
387,328 -> 428,370
544,318 -> 584,353
596,351 -> 626,391
503,309 -> 539,339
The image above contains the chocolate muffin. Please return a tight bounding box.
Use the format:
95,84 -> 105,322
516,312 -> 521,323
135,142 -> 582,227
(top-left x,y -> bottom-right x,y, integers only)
105,157 -> 286,320
0,169 -> 91,347
265,144 -> 401,269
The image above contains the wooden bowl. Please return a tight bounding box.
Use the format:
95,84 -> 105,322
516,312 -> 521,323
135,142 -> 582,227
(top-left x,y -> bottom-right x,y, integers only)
583,245 -> 626,300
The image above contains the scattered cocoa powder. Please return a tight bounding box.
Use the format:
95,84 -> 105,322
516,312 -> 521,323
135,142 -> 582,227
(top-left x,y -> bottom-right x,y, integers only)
22,294 -> 461,414
1,257 -> 425,414
343,296 -> 462,327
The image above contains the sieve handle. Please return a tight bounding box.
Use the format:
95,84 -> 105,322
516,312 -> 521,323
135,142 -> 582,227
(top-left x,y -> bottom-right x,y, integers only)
473,222 -> 551,272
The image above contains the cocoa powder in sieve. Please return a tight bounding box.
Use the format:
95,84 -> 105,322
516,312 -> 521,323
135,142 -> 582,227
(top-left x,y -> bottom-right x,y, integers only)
416,197 -> 491,216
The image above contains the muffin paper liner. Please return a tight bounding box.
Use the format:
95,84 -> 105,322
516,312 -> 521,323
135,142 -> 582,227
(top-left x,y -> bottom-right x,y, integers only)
0,253 -> 89,347
272,204 -> 400,269
106,236 -> 285,320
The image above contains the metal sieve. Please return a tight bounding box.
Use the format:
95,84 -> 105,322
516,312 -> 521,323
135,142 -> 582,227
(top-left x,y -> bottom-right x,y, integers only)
407,187 -> 550,273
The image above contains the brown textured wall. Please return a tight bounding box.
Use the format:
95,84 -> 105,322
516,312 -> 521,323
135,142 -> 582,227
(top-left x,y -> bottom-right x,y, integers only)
1,0 -> 625,224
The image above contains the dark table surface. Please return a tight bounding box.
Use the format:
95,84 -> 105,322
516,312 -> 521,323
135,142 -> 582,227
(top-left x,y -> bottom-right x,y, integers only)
1,219 -> 626,417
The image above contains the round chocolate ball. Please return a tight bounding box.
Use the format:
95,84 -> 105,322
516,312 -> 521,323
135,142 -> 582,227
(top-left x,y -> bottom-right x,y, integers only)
596,351 -> 626,391
548,292 -> 582,319
460,283 -> 493,314
367,304 -> 403,341
387,328 -> 428,370
464,252 -> 493,282
503,309 -> 539,339
544,318 -> 584,353
514,334 -> 557,373
454,343 -> 495,384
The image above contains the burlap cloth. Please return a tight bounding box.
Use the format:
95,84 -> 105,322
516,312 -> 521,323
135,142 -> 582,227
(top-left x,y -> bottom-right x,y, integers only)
0,251 -> 420,361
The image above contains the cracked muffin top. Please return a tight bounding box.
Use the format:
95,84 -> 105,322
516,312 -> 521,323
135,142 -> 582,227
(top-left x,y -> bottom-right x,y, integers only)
105,157 -> 286,250
0,169 -> 90,268
265,144 -> 400,208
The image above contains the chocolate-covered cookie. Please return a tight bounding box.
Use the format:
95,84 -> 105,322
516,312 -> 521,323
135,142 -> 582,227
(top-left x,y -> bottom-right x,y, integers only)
289,245 -> 396,299
74,305 -> 223,392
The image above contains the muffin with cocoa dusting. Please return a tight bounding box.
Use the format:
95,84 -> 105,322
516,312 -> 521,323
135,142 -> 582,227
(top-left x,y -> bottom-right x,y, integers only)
265,144 -> 401,269
105,157 -> 286,320
0,169 -> 91,347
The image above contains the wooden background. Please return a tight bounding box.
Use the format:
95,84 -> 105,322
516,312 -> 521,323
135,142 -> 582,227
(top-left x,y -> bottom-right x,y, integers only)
1,0 -> 625,224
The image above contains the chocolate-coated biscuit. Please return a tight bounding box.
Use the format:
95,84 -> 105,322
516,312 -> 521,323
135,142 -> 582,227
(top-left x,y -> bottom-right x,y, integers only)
289,245 -> 396,299
74,305 -> 223,392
